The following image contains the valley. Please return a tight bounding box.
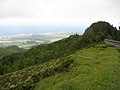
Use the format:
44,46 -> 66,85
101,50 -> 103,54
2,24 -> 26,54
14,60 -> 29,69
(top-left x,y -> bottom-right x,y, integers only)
0,32 -> 74,49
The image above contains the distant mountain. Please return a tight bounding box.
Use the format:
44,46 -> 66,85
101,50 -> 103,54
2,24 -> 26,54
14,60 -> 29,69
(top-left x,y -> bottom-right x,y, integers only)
0,32 -> 75,49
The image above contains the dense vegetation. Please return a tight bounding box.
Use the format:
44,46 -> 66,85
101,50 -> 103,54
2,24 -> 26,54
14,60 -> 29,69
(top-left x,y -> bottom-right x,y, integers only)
0,21 -> 120,89
0,44 -> 120,90
35,44 -> 120,90
0,21 -> 120,76
83,21 -> 120,44
0,57 -> 74,89
0,35 -> 82,75
0,45 -> 26,59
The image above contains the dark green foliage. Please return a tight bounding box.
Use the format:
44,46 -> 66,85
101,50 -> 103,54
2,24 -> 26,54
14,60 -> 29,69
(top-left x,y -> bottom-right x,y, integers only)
84,21 -> 120,43
6,45 -> 26,52
0,21 -> 120,76
34,44 -> 120,90
0,57 -> 74,90
116,31 -> 120,40
95,44 -> 113,48
0,45 -> 26,60
0,34 -> 82,75
0,21 -> 120,90
117,48 -> 120,53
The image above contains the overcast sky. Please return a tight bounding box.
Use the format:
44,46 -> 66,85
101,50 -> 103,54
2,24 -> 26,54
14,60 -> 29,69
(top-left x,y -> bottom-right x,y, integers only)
0,0 -> 120,35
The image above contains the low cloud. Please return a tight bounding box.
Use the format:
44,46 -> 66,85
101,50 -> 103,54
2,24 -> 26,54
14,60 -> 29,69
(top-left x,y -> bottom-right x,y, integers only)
0,0 -> 119,26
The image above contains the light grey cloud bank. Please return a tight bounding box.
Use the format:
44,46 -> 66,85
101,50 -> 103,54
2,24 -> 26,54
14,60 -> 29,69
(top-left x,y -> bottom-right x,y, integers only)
0,0 -> 120,26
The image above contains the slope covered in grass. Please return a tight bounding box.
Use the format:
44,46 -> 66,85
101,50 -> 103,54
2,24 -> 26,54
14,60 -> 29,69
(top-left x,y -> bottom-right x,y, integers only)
0,56 -> 74,90
0,21 -> 120,76
0,35 -> 82,75
0,21 -> 120,90
35,44 -> 120,90
0,44 -> 120,90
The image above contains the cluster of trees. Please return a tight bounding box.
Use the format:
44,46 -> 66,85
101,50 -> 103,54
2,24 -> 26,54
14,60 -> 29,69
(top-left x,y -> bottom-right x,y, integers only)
0,45 -> 25,59
0,34 -> 83,75
83,21 -> 120,43
0,21 -> 120,75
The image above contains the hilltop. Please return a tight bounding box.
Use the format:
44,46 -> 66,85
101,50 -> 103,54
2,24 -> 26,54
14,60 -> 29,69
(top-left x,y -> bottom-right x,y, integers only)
0,21 -> 120,89
83,21 -> 120,44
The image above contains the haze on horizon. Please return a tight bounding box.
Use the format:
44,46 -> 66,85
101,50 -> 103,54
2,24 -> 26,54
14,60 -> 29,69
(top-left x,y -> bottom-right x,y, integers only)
0,0 -> 120,35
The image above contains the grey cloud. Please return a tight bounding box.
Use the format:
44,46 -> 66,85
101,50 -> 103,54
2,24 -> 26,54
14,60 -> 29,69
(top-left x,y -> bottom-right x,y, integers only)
0,0 -> 119,26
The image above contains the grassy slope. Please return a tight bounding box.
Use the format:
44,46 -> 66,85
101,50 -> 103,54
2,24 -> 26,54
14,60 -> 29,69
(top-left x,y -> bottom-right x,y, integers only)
35,44 -> 120,90
0,44 -> 120,90
0,55 -> 73,89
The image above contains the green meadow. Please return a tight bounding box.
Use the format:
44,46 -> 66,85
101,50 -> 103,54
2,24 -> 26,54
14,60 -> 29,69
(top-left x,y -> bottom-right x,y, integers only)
35,44 -> 120,90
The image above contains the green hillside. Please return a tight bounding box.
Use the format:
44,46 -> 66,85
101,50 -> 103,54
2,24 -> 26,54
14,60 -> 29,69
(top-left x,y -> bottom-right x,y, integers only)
0,45 -> 26,59
0,21 -> 120,90
0,34 -> 85,75
0,55 -> 74,89
0,21 -> 120,75
0,44 -> 120,90
83,21 -> 120,44
35,44 -> 120,90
